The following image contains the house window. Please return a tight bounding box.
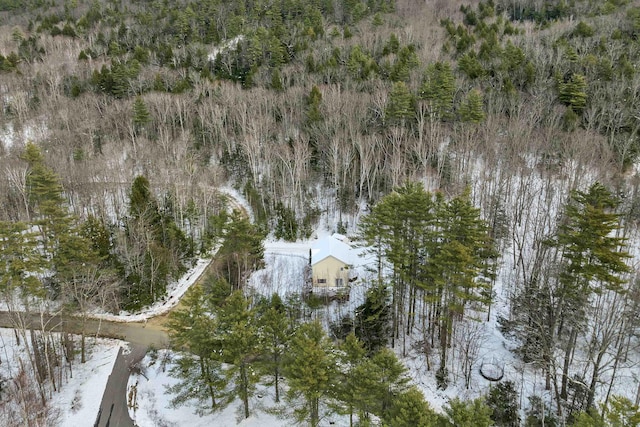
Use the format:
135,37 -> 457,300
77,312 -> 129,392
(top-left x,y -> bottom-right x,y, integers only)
317,279 -> 326,284
335,278 -> 344,287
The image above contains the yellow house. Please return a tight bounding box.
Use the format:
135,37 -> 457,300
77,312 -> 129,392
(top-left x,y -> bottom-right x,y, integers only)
310,234 -> 353,293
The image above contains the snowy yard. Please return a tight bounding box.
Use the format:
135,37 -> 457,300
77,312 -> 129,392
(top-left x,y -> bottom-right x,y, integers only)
129,349 -> 352,427
124,235 -> 519,424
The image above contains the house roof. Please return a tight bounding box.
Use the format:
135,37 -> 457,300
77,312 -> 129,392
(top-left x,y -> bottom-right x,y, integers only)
311,235 -> 353,266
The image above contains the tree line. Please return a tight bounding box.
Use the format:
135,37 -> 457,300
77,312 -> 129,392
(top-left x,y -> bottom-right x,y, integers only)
1,0 -> 639,234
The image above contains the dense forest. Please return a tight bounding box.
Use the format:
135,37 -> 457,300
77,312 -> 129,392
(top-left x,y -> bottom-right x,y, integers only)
1,0 -> 640,424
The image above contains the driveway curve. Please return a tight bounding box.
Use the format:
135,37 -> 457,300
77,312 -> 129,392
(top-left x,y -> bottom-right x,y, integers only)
0,190 -> 252,426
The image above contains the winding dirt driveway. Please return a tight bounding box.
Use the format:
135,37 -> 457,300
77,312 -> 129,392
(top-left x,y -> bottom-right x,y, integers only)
0,312 -> 170,347
0,190 -> 251,426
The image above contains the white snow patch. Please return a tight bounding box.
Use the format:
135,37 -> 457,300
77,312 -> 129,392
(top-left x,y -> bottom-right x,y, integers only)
219,186 -> 255,222
311,234 -> 355,265
0,121 -> 49,152
52,340 -> 123,427
207,36 -> 244,62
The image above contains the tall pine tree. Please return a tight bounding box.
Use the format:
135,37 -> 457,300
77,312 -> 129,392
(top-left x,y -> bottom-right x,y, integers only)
165,286 -> 227,413
284,321 -> 336,427
554,183 -> 630,403
256,293 -> 291,403
218,291 -> 260,419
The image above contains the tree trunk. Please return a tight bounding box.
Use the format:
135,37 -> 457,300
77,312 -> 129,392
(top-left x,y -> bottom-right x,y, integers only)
310,397 -> 319,427
560,327 -> 578,399
274,362 -> 280,403
200,358 -> 216,409
586,348 -> 605,410
241,363 -> 249,419
81,314 -> 87,364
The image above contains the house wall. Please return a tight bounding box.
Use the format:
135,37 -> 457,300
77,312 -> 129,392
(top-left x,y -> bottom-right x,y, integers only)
312,256 -> 350,288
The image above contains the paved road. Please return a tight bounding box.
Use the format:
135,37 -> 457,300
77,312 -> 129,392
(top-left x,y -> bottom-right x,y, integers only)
94,344 -> 148,427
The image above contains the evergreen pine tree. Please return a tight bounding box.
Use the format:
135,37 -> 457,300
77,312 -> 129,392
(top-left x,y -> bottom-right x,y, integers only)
132,96 -> 151,133
270,68 -> 284,91
554,182 -> 630,402
81,215 -> 113,260
444,397 -> 493,427
129,175 -> 160,227
335,333 -> 369,427
486,381 -> 520,426
20,142 -> 105,330
21,142 -> 64,212
305,85 -> 323,124
459,88 -> 485,123
570,409 -> 606,427
386,81 -> 414,124
424,188 -> 495,386
284,321 -> 336,427
214,210 -> 265,290
390,45 -> 419,82
358,182 -> 435,352
354,283 -> 391,354
604,396 -> 640,426
420,62 -> 456,121
558,73 -> 588,113
347,45 -> 375,81
368,348 -> 411,420
165,286 -> 227,413
384,386 -> 437,427
0,220 -> 46,298
218,291 -> 260,419
122,176 -> 192,309
21,142 -> 73,259
256,293 -> 290,402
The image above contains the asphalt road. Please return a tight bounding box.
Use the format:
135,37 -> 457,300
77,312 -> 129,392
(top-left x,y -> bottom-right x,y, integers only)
94,344 -> 148,427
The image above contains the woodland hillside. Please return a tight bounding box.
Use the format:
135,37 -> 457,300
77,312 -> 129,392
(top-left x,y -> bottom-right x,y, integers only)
1,0 -> 640,425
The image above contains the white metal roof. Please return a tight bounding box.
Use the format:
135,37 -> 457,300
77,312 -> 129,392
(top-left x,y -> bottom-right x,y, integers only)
311,235 -> 353,266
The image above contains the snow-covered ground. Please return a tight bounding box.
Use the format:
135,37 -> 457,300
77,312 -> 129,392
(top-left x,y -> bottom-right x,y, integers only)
249,236 -> 377,326
0,120 -> 49,152
207,36 -> 244,62
126,233 -> 518,423
128,209 -> 640,424
127,235 -> 373,427
0,328 -> 123,427
2,163 -> 637,426
52,341 -> 122,426
129,350 -> 346,427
